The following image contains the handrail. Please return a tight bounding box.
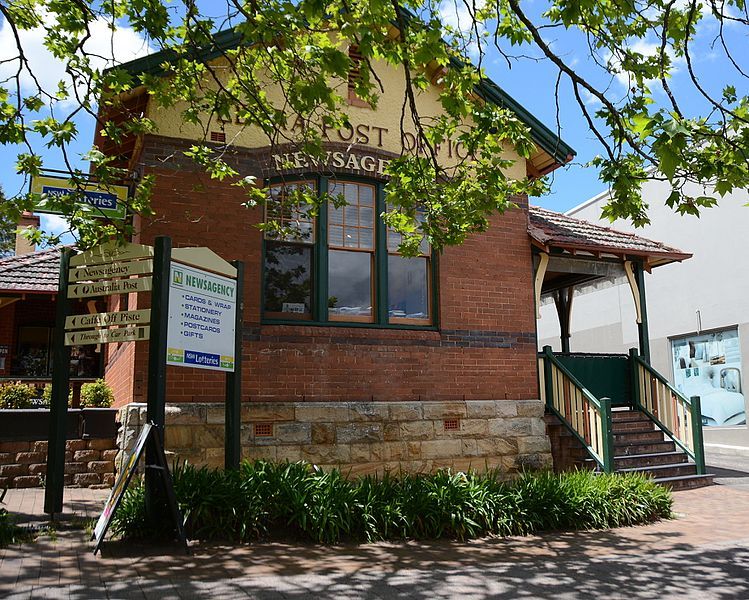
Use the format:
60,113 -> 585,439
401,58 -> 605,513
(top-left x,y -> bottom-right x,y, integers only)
630,349 -> 706,474
540,346 -> 614,472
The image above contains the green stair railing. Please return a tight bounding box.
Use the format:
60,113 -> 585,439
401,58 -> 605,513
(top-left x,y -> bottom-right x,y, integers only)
539,346 -> 615,473
629,348 -> 707,475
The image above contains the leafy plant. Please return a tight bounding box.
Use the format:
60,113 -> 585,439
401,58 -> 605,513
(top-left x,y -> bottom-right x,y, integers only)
40,384 -> 74,408
110,461 -> 673,544
0,382 -> 36,409
79,379 -> 114,408
0,489 -> 33,547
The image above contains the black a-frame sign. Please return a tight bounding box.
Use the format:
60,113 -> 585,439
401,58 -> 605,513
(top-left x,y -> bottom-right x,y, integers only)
91,422 -> 188,555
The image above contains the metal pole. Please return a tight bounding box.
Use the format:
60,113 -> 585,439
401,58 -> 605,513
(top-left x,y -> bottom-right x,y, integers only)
225,260 -> 244,470
45,247 -> 73,515
145,236 -> 171,521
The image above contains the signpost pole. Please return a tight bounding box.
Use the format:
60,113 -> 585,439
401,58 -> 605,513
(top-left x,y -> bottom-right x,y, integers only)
45,247 -> 73,515
225,260 -> 244,470
145,236 -> 171,521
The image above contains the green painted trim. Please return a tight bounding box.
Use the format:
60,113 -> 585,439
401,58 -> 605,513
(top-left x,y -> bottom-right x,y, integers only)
599,396 -> 615,473
635,261 -> 651,363
689,396 -> 707,475
628,347 -> 642,410
261,174 -> 436,328
316,176 -> 329,322
546,403 -> 607,472
260,318 -> 437,331
431,250 -> 440,329
375,181 -> 389,325
542,346 -> 554,410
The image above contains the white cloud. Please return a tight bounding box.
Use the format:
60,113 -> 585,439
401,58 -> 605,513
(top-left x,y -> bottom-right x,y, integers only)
0,13 -> 152,107
605,38 -> 685,91
439,0 -> 488,59
582,89 -> 602,107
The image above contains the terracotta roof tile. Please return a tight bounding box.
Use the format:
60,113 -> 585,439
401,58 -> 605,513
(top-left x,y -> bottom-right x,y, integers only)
0,247 -> 62,293
528,206 -> 690,263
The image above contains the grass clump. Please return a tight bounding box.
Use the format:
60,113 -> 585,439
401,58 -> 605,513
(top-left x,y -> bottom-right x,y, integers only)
111,461 -> 672,544
0,490 -> 34,547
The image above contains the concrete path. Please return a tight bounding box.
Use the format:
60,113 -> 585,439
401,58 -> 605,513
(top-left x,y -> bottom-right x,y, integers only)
2,483 -> 749,599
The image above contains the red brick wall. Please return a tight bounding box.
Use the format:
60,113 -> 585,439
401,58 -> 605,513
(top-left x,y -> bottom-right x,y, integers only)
106,135 -> 539,406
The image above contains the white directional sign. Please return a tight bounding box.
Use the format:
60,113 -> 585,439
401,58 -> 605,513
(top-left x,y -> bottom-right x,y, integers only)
167,262 -> 236,372
67,276 -> 152,299
65,326 -> 150,346
69,259 -> 153,282
65,309 -> 151,331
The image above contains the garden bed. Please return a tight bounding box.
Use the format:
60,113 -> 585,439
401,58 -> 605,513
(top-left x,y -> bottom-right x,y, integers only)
112,461 -> 673,544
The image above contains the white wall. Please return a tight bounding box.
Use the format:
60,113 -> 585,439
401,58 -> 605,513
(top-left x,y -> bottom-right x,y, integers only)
537,181 -> 749,447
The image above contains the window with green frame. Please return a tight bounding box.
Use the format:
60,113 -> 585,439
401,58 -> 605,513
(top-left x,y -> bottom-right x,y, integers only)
262,176 -> 436,327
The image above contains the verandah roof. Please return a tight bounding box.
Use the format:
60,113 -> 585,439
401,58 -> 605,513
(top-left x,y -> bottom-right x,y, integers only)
528,206 -> 691,268
0,247 -> 62,294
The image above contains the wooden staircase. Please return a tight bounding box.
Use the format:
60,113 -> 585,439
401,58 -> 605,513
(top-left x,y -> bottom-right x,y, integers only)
608,409 -> 714,490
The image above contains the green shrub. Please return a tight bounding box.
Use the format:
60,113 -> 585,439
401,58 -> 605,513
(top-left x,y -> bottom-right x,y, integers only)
0,382 -> 36,409
79,379 -> 114,408
110,462 -> 673,544
41,383 -> 74,408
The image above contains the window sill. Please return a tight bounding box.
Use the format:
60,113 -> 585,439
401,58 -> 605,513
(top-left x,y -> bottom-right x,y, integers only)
260,318 -> 438,331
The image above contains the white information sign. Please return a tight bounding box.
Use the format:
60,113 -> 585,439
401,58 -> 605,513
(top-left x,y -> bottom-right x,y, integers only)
167,262 -> 236,372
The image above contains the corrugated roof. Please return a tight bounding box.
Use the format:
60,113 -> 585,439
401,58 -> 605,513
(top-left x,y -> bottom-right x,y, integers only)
528,206 -> 691,265
0,247 -> 62,293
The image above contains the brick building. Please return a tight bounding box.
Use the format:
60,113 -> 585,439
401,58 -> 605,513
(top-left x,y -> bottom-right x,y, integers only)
32,28 -> 697,480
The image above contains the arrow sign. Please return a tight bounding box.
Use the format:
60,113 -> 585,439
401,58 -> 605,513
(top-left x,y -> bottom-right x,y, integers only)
65,309 -> 151,331
67,276 -> 152,299
69,259 -> 153,282
65,326 -> 150,346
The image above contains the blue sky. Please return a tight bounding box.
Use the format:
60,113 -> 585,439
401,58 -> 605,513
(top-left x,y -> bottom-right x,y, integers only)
0,3 -> 746,240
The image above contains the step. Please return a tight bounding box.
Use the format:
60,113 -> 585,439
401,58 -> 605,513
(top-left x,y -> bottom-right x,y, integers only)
618,462 -> 697,479
613,429 -> 665,444
611,411 -> 651,423
612,419 -> 657,433
614,451 -> 689,469
614,440 -> 676,455
653,473 -> 715,491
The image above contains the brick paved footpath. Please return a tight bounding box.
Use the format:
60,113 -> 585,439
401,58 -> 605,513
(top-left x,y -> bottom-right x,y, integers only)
1,484 -> 749,599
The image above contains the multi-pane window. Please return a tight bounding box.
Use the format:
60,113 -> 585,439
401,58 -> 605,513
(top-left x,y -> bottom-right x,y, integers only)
262,177 -> 434,327
263,182 -> 315,319
328,182 -> 375,322
386,211 -> 431,324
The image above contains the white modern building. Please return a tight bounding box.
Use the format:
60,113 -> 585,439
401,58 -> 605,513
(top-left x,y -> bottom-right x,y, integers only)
537,179 -> 749,453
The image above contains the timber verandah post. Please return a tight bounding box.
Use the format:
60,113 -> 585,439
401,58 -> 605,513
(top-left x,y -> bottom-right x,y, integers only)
145,236 -> 171,521
44,247 -> 74,515
634,261 -> 651,363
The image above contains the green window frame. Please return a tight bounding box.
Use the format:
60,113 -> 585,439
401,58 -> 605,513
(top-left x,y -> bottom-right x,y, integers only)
261,174 -> 439,330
